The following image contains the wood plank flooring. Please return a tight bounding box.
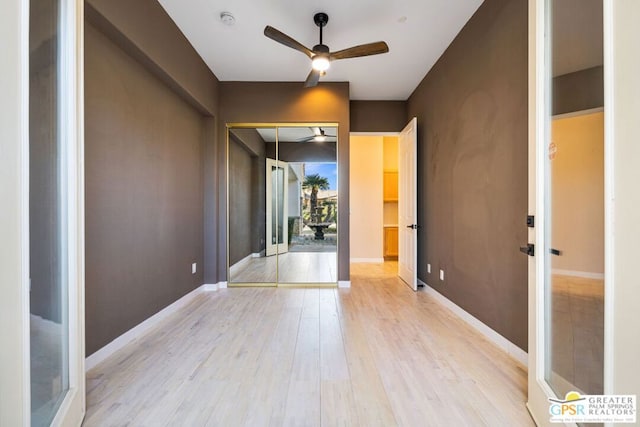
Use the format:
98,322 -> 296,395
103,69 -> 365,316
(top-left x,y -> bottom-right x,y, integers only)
84,262 -> 533,426
550,274 -> 604,396
229,252 -> 337,284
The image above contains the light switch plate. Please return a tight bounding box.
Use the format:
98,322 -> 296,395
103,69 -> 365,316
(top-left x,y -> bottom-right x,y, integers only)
192,263 -> 197,274
427,264 -> 431,274
439,269 -> 444,281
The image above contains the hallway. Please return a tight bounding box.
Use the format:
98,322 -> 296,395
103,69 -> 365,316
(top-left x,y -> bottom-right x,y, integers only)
84,263 -> 533,426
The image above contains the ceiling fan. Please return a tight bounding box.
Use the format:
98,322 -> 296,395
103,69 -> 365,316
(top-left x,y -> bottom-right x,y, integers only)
297,127 -> 336,143
264,13 -> 389,88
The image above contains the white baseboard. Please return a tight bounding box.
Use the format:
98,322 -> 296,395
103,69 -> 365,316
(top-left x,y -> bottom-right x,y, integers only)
350,258 -> 384,263
338,280 -> 351,288
552,269 -> 605,280
86,283 -> 215,371
218,281 -> 228,289
229,253 -> 255,276
418,279 -> 528,367
202,283 -> 218,291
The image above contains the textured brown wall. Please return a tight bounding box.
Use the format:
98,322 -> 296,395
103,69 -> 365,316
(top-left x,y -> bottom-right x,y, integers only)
553,66 -> 604,115
219,82 -> 350,281
85,23 -> 206,355
228,138 -> 254,265
407,0 -> 528,350
85,0 -> 218,115
29,1 -> 60,323
350,101 -> 408,132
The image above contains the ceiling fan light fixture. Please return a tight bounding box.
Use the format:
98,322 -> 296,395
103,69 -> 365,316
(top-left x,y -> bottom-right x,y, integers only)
311,54 -> 330,72
264,12 -> 389,88
314,135 -> 327,142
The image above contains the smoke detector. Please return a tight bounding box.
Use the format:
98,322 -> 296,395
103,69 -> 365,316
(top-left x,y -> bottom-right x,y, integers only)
220,12 -> 236,26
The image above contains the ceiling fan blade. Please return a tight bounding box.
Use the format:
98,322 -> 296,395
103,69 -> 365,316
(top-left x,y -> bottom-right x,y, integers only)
264,26 -> 314,58
304,69 -> 321,88
296,136 -> 315,143
330,41 -> 389,61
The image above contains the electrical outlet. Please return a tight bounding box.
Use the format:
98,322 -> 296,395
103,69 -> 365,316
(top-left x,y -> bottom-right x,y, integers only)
427,263 -> 431,274
439,269 -> 444,281
192,263 -> 197,274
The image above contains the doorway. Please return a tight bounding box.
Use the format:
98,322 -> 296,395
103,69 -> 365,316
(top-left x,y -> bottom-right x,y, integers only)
349,118 -> 418,290
227,124 -> 339,286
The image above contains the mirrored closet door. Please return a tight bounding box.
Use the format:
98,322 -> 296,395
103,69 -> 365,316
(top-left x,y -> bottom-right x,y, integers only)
227,125 -> 338,286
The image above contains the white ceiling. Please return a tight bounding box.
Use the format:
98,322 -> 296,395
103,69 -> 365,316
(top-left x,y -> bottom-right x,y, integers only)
157,0 -> 484,100
256,127 -> 337,143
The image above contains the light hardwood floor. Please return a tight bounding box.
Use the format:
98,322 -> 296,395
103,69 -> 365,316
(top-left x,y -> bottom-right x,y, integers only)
84,262 -> 534,426
550,274 -> 604,396
230,252 -> 337,284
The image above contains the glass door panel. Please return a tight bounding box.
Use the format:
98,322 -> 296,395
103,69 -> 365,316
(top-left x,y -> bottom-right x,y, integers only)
544,0 -> 604,398
29,0 -> 69,424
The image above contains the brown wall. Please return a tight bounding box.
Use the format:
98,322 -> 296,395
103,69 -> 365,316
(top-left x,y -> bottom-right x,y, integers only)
553,66 -> 604,115
228,130 -> 267,263
29,0 -> 61,323
407,0 -> 528,350
218,82 -> 350,281
85,0 -> 218,115
86,0 -> 222,288
350,101 -> 408,132
85,0 -> 219,353
228,138 -> 255,265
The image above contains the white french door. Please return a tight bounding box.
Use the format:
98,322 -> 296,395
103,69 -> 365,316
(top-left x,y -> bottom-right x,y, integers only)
527,0 -> 613,425
265,158 -> 289,257
0,0 -> 85,425
398,118 -> 418,291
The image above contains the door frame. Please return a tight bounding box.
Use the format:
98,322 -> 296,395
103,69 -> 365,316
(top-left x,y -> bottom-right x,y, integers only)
0,0 -> 32,423
53,0 -> 87,424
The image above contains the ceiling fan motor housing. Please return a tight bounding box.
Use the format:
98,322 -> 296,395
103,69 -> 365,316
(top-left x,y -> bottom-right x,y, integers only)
313,12 -> 329,28
313,44 -> 329,54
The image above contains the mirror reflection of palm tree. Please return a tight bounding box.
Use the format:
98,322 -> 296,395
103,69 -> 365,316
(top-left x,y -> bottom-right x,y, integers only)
302,174 -> 330,223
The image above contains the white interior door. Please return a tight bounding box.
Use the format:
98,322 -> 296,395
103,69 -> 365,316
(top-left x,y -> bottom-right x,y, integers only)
0,0 -> 86,425
398,118 -> 418,291
527,0 -> 610,425
266,158 -> 289,257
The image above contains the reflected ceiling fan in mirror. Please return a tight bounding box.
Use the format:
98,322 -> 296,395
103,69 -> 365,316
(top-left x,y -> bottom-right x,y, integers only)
297,127 -> 336,143
264,12 -> 389,88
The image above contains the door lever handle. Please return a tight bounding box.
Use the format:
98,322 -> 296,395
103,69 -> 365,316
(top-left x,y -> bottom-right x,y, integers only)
550,248 -> 561,256
406,224 -> 420,229
519,244 -> 535,256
